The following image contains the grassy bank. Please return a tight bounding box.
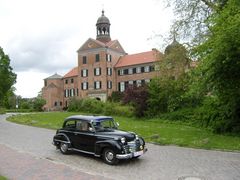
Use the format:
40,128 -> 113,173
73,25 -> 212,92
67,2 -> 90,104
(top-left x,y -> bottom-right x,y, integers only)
7,112 -> 240,151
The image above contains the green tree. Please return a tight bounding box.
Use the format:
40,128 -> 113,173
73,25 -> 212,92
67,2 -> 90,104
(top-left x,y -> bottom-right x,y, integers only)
0,47 -> 17,106
32,97 -> 46,111
196,0 -> 240,132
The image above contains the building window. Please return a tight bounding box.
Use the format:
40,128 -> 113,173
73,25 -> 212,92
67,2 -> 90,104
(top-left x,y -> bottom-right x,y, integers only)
94,67 -> 101,76
106,54 -> 112,62
136,67 -> 141,73
64,89 -> 69,97
81,69 -> 88,77
70,89 -> 75,97
129,80 -> 133,85
107,81 -> 112,89
81,82 -> 88,90
94,81 -> 101,89
83,56 -> 87,64
44,80 -> 47,87
137,80 -> 142,87
54,102 -> 58,106
124,69 -> 128,75
65,79 -> 68,84
133,68 -> 136,74
145,79 -> 150,83
128,68 -> 133,75
107,67 -> 112,76
95,54 -> 100,62
71,78 -> 74,83
144,66 -> 150,73
118,69 -> 124,76
141,67 -> 145,73
120,82 -> 125,92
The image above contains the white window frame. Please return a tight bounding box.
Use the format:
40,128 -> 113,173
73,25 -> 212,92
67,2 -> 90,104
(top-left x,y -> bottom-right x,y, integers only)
128,68 -> 133,74
95,67 -> 100,76
137,80 -> 142,87
82,69 -> 87,77
95,81 -> 101,89
144,66 -> 150,73
107,67 -> 112,76
120,69 -> 124,75
107,81 -> 112,89
136,67 -> 141,73
120,82 -> 125,92
83,82 -> 88,90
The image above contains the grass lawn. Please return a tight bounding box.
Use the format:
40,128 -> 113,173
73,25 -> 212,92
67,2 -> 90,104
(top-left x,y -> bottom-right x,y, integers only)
7,112 -> 240,151
0,175 -> 7,180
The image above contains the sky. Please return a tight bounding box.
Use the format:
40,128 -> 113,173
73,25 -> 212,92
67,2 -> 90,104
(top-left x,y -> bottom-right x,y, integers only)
0,0 -> 174,98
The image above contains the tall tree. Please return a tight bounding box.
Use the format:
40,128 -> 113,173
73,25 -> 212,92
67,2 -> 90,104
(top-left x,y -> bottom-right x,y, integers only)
168,0 -> 240,133
0,47 -> 17,106
196,0 -> 240,132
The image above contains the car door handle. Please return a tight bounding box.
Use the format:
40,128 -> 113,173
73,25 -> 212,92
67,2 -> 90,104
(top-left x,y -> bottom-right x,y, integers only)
74,133 -> 78,135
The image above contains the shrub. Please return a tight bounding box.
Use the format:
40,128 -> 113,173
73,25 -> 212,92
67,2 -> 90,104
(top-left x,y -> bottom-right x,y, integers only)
0,107 -> 6,114
68,98 -> 134,117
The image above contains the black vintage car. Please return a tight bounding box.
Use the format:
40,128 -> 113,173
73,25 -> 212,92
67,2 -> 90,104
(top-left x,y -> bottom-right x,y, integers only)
52,115 -> 147,165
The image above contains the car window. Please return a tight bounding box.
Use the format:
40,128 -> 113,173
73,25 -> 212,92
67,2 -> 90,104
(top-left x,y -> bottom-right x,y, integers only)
64,120 -> 76,129
76,120 -> 92,132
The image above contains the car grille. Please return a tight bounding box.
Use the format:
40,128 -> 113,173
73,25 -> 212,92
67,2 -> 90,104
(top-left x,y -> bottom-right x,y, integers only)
123,139 -> 141,153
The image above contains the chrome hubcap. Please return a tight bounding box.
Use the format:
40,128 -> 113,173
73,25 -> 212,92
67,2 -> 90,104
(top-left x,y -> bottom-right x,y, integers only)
61,143 -> 68,152
106,151 -> 114,161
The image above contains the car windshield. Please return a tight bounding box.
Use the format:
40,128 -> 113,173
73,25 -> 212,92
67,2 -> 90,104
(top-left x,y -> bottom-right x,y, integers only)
92,118 -> 117,131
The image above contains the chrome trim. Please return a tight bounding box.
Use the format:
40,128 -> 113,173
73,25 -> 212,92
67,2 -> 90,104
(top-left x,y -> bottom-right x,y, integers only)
116,148 -> 147,159
68,148 -> 100,157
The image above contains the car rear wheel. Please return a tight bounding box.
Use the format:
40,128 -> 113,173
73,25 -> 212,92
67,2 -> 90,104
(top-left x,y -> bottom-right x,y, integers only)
60,142 -> 69,154
102,148 -> 119,165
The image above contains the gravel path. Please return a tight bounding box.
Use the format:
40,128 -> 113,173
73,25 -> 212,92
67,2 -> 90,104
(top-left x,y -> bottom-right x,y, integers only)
0,114 -> 240,180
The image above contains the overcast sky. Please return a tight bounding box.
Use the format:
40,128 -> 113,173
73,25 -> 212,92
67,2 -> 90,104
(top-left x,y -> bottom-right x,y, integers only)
0,0 -> 174,98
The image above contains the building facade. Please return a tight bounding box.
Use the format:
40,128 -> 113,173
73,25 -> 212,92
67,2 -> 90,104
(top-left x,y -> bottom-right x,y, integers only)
42,10 -> 165,111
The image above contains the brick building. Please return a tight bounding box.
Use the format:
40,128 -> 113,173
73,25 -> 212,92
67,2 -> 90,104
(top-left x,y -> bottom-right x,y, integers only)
42,10 -> 169,111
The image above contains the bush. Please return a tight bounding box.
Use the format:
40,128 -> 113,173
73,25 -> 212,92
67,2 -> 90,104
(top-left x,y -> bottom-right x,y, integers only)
0,107 -> 6,114
68,98 -> 134,117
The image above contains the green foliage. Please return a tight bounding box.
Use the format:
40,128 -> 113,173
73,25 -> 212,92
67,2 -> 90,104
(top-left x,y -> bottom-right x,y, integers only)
0,107 -> 6,114
0,47 -> 17,107
147,76 -> 188,116
108,91 -> 124,102
68,98 -> 134,117
195,0 -> 240,133
32,97 -> 46,111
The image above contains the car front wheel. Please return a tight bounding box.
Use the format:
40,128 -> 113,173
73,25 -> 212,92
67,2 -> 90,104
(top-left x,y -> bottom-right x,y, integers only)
102,148 -> 119,165
60,142 -> 69,154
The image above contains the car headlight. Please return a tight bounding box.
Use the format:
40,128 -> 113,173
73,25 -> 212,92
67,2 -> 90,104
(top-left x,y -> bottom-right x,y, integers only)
136,135 -> 139,140
121,137 -> 126,144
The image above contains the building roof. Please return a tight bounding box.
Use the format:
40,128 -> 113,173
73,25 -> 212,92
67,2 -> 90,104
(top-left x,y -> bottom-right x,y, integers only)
115,49 -> 161,68
96,10 -> 110,25
45,73 -> 62,80
63,67 -> 78,78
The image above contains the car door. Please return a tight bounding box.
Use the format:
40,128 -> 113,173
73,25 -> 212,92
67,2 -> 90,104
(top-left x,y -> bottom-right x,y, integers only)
71,120 -> 97,153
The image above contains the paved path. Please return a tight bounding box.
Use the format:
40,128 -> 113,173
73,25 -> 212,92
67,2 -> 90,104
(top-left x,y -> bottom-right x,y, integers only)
0,114 -> 240,180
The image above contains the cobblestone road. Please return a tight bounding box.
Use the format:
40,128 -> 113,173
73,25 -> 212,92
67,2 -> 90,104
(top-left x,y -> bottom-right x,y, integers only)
0,114 -> 240,180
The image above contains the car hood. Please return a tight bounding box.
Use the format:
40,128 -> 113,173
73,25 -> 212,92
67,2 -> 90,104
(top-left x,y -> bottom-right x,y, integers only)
97,129 -> 136,142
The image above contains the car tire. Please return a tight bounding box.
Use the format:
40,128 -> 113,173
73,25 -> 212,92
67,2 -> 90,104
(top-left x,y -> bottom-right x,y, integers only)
60,142 -> 69,154
102,148 -> 119,165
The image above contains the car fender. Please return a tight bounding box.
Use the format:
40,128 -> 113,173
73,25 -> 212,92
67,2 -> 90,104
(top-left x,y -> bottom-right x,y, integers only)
95,140 -> 122,156
53,133 -> 71,146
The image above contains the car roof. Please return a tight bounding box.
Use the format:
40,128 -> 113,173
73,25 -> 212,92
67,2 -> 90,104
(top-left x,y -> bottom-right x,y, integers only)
65,115 -> 113,122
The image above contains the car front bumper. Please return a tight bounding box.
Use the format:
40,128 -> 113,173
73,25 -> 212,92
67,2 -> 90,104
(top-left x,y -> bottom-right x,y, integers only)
116,148 -> 148,159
